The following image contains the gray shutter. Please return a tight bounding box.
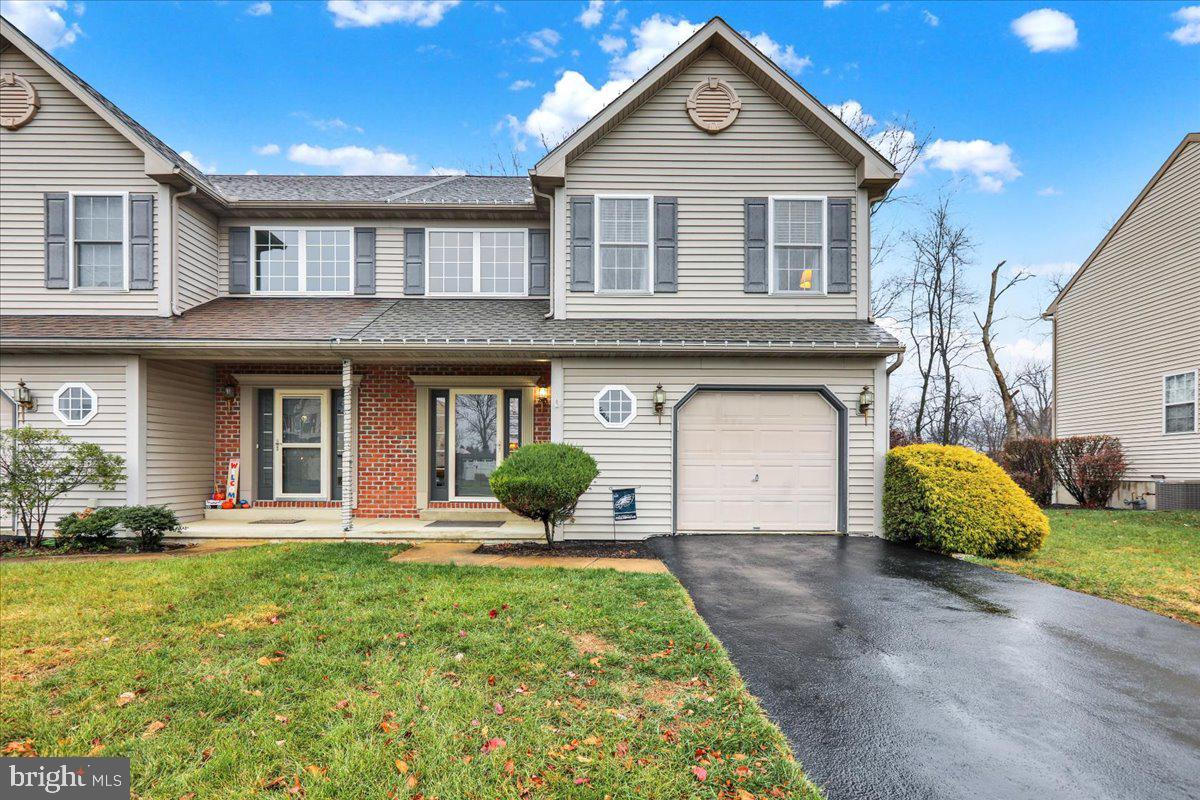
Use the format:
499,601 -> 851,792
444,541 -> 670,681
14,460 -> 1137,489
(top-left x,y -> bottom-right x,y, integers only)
744,198 -> 768,293
654,197 -> 678,293
828,198 -> 852,294
404,228 -> 425,295
44,192 -> 69,288
570,196 -> 594,292
256,388 -> 274,500
129,193 -> 155,290
228,226 -> 251,294
528,228 -> 550,296
354,227 -> 376,295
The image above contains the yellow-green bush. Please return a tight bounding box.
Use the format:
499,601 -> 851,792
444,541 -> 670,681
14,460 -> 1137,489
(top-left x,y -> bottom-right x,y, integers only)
884,444 -> 1049,557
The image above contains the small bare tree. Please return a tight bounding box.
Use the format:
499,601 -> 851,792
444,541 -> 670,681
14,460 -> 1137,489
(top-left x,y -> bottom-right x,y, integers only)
1014,359 -> 1053,437
974,261 -> 1031,443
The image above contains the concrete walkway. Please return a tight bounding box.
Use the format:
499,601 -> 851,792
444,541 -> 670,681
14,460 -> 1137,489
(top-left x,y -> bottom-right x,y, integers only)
175,516 -> 545,542
389,541 -> 669,573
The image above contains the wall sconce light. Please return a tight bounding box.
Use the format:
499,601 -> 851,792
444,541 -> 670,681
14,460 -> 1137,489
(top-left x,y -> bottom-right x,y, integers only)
653,383 -> 666,419
858,385 -> 875,418
534,385 -> 550,402
222,383 -> 237,400
15,379 -> 35,411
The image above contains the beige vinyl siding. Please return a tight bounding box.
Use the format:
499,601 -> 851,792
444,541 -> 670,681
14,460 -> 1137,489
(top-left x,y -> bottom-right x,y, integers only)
0,45 -> 161,315
145,360 -> 214,521
1054,139 -> 1200,483
558,356 -> 883,539
563,49 -> 860,319
0,355 -> 130,520
216,218 -> 545,297
176,200 -> 220,311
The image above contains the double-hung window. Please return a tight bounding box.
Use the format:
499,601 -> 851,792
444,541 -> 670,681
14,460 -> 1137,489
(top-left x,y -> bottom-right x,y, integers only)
253,227 -> 352,294
72,194 -> 126,290
597,197 -> 652,293
1164,371 -> 1197,434
770,197 -> 825,293
427,229 -> 527,296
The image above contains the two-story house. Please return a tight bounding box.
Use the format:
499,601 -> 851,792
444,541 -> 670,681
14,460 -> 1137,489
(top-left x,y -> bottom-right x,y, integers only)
0,16 -> 902,539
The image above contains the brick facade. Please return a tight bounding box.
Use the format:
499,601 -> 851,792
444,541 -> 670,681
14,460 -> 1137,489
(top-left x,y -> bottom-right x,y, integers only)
212,362 -> 551,518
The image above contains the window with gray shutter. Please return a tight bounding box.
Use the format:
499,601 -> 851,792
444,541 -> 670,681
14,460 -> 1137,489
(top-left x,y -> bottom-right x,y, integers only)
743,198 -> 767,293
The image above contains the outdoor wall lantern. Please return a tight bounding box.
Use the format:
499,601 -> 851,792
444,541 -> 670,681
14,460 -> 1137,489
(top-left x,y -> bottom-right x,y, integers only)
14,379 -> 35,411
653,384 -> 667,419
535,385 -> 550,402
222,383 -> 237,400
858,385 -> 875,418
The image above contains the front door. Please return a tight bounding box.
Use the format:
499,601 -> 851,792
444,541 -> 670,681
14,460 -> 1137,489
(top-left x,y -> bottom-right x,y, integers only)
274,390 -> 330,499
450,390 -> 501,498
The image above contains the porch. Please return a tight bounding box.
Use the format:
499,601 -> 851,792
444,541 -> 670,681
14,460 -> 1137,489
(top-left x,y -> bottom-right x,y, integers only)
176,508 -> 545,542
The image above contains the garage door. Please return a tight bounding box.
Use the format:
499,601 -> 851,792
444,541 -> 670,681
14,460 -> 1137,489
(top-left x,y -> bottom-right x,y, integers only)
677,390 -> 839,532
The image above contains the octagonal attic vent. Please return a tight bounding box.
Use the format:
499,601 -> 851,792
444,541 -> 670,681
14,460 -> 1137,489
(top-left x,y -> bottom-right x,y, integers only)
686,76 -> 741,133
0,72 -> 39,131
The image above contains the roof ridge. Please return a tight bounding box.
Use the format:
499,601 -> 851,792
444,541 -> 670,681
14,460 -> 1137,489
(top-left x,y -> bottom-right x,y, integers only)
383,174 -> 463,202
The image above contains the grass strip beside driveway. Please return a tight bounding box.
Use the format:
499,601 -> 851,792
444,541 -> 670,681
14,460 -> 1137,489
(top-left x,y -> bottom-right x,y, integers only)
1,542 -> 818,799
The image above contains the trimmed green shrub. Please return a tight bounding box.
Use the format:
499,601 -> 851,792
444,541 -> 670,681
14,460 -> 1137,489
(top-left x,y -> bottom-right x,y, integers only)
1052,436 -> 1127,508
56,506 -> 123,545
998,437 -> 1054,506
120,505 -> 181,551
489,443 -> 599,547
884,444 -> 1049,557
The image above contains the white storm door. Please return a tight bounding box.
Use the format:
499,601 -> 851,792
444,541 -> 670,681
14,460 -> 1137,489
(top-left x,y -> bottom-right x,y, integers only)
274,390 -> 331,498
449,389 -> 502,499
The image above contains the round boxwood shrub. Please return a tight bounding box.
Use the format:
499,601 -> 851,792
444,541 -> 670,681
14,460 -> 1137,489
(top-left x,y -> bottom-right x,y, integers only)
120,505 -> 181,551
884,444 -> 1049,557
489,443 -> 599,547
56,506 -> 123,546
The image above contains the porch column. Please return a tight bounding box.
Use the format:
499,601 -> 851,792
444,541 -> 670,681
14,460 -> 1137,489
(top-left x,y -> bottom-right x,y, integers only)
341,358 -> 354,532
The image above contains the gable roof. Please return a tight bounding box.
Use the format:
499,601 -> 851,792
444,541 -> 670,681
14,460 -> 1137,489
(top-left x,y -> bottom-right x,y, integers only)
1044,132 -> 1200,317
530,17 -> 899,197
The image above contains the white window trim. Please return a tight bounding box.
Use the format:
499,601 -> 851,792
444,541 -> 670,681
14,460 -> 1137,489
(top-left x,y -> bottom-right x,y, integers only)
447,388 -> 505,501
248,225 -> 356,296
274,388 -> 333,499
768,195 -> 828,296
1162,369 -> 1199,435
68,190 -> 130,293
425,228 -> 530,298
593,384 -> 638,429
594,194 -> 655,296
52,382 -> 98,426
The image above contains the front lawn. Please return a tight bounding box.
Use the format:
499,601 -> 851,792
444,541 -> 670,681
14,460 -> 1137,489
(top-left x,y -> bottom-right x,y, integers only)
0,543 -> 818,799
971,509 -> 1200,624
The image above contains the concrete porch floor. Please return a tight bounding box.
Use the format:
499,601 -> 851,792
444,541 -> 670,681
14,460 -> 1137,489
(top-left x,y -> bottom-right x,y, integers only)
174,516 -> 545,542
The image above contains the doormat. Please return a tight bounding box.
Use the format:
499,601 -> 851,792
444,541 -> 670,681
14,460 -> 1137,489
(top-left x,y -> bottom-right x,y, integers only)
248,518 -> 306,525
424,520 -> 505,528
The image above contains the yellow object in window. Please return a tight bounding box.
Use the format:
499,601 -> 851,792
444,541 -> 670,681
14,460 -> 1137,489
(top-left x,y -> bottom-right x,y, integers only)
800,269 -> 813,290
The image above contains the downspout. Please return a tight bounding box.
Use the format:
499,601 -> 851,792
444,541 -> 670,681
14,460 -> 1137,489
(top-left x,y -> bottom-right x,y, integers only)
885,350 -> 905,375
170,184 -> 198,316
531,184 -> 556,320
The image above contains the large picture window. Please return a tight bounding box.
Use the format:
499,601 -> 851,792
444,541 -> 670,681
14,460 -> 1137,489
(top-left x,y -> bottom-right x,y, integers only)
427,229 -> 527,296
597,197 -> 651,293
253,227 -> 352,294
73,194 -> 126,289
1164,371 -> 1197,434
770,197 -> 825,293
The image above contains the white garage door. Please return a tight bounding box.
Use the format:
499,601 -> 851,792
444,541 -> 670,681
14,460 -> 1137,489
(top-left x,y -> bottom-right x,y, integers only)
677,390 -> 839,532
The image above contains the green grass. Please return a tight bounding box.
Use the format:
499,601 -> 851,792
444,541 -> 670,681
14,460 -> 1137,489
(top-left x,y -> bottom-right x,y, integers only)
970,510 -> 1200,624
0,543 -> 818,799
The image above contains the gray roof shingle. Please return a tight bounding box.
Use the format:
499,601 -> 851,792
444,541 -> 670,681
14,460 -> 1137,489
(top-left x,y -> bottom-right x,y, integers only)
206,174 -> 534,205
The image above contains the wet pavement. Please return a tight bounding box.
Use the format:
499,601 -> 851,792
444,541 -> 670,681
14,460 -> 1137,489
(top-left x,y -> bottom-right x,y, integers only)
648,534 -> 1200,800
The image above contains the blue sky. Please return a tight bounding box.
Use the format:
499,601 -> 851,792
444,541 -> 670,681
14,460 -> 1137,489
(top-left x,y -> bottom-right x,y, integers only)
4,0 -> 1198,374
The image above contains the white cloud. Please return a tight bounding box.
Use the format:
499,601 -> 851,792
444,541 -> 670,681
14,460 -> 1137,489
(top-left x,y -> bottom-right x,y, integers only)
246,1 -> 272,16
507,70 -> 632,150
598,33 -> 626,54
744,31 -> 812,73
244,169 -> 260,175
1,0 -> 82,50
828,100 -> 877,130
179,150 -> 217,174
608,6 -> 626,28
428,166 -> 466,176
1037,186 -> 1062,196
577,0 -> 603,29
293,112 -> 364,134
523,27 -> 561,61
609,14 -> 701,80
1002,336 -> 1053,365
508,79 -> 534,91
924,139 -> 1021,192
823,0 -> 845,6
287,143 -> 422,175
922,9 -> 939,27
877,2 -> 890,11
325,0 -> 459,28
1169,6 -> 1200,45
1011,8 -> 1078,52
253,143 -> 281,155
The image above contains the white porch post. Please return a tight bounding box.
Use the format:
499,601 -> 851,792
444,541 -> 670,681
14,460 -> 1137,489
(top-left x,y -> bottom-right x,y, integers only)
341,358 -> 354,533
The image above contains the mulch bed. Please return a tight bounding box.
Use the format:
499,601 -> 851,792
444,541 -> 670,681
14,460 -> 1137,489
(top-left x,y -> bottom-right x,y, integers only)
0,539 -> 191,560
474,540 -> 656,559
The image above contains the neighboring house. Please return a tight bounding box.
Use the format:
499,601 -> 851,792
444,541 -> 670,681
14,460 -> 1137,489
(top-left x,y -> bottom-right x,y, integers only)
1045,133 -> 1200,510
0,16 -> 903,538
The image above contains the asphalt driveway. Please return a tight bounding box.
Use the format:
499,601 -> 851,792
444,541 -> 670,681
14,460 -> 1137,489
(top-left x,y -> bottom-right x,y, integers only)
648,534 -> 1200,800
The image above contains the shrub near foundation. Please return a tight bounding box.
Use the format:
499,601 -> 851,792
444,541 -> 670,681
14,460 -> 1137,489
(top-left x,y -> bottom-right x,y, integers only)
884,444 -> 1050,557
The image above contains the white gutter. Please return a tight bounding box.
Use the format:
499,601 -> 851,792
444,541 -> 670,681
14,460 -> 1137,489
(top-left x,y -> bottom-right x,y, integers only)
170,184 -> 198,316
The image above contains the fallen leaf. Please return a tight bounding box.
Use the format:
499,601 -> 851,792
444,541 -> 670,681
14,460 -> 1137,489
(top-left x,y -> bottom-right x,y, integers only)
180,793 -> 196,800
200,747 -> 213,761
504,759 -> 515,775
274,714 -> 290,724
87,743 -> 105,756
116,691 -> 137,707
493,702 -> 504,716
304,765 -> 327,777
691,765 -> 707,781
488,609 -> 498,618
257,656 -> 275,667
481,737 -> 506,754
142,720 -> 167,738
405,774 -> 418,789
615,741 -> 629,758
3,739 -> 36,756
395,760 -> 409,775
